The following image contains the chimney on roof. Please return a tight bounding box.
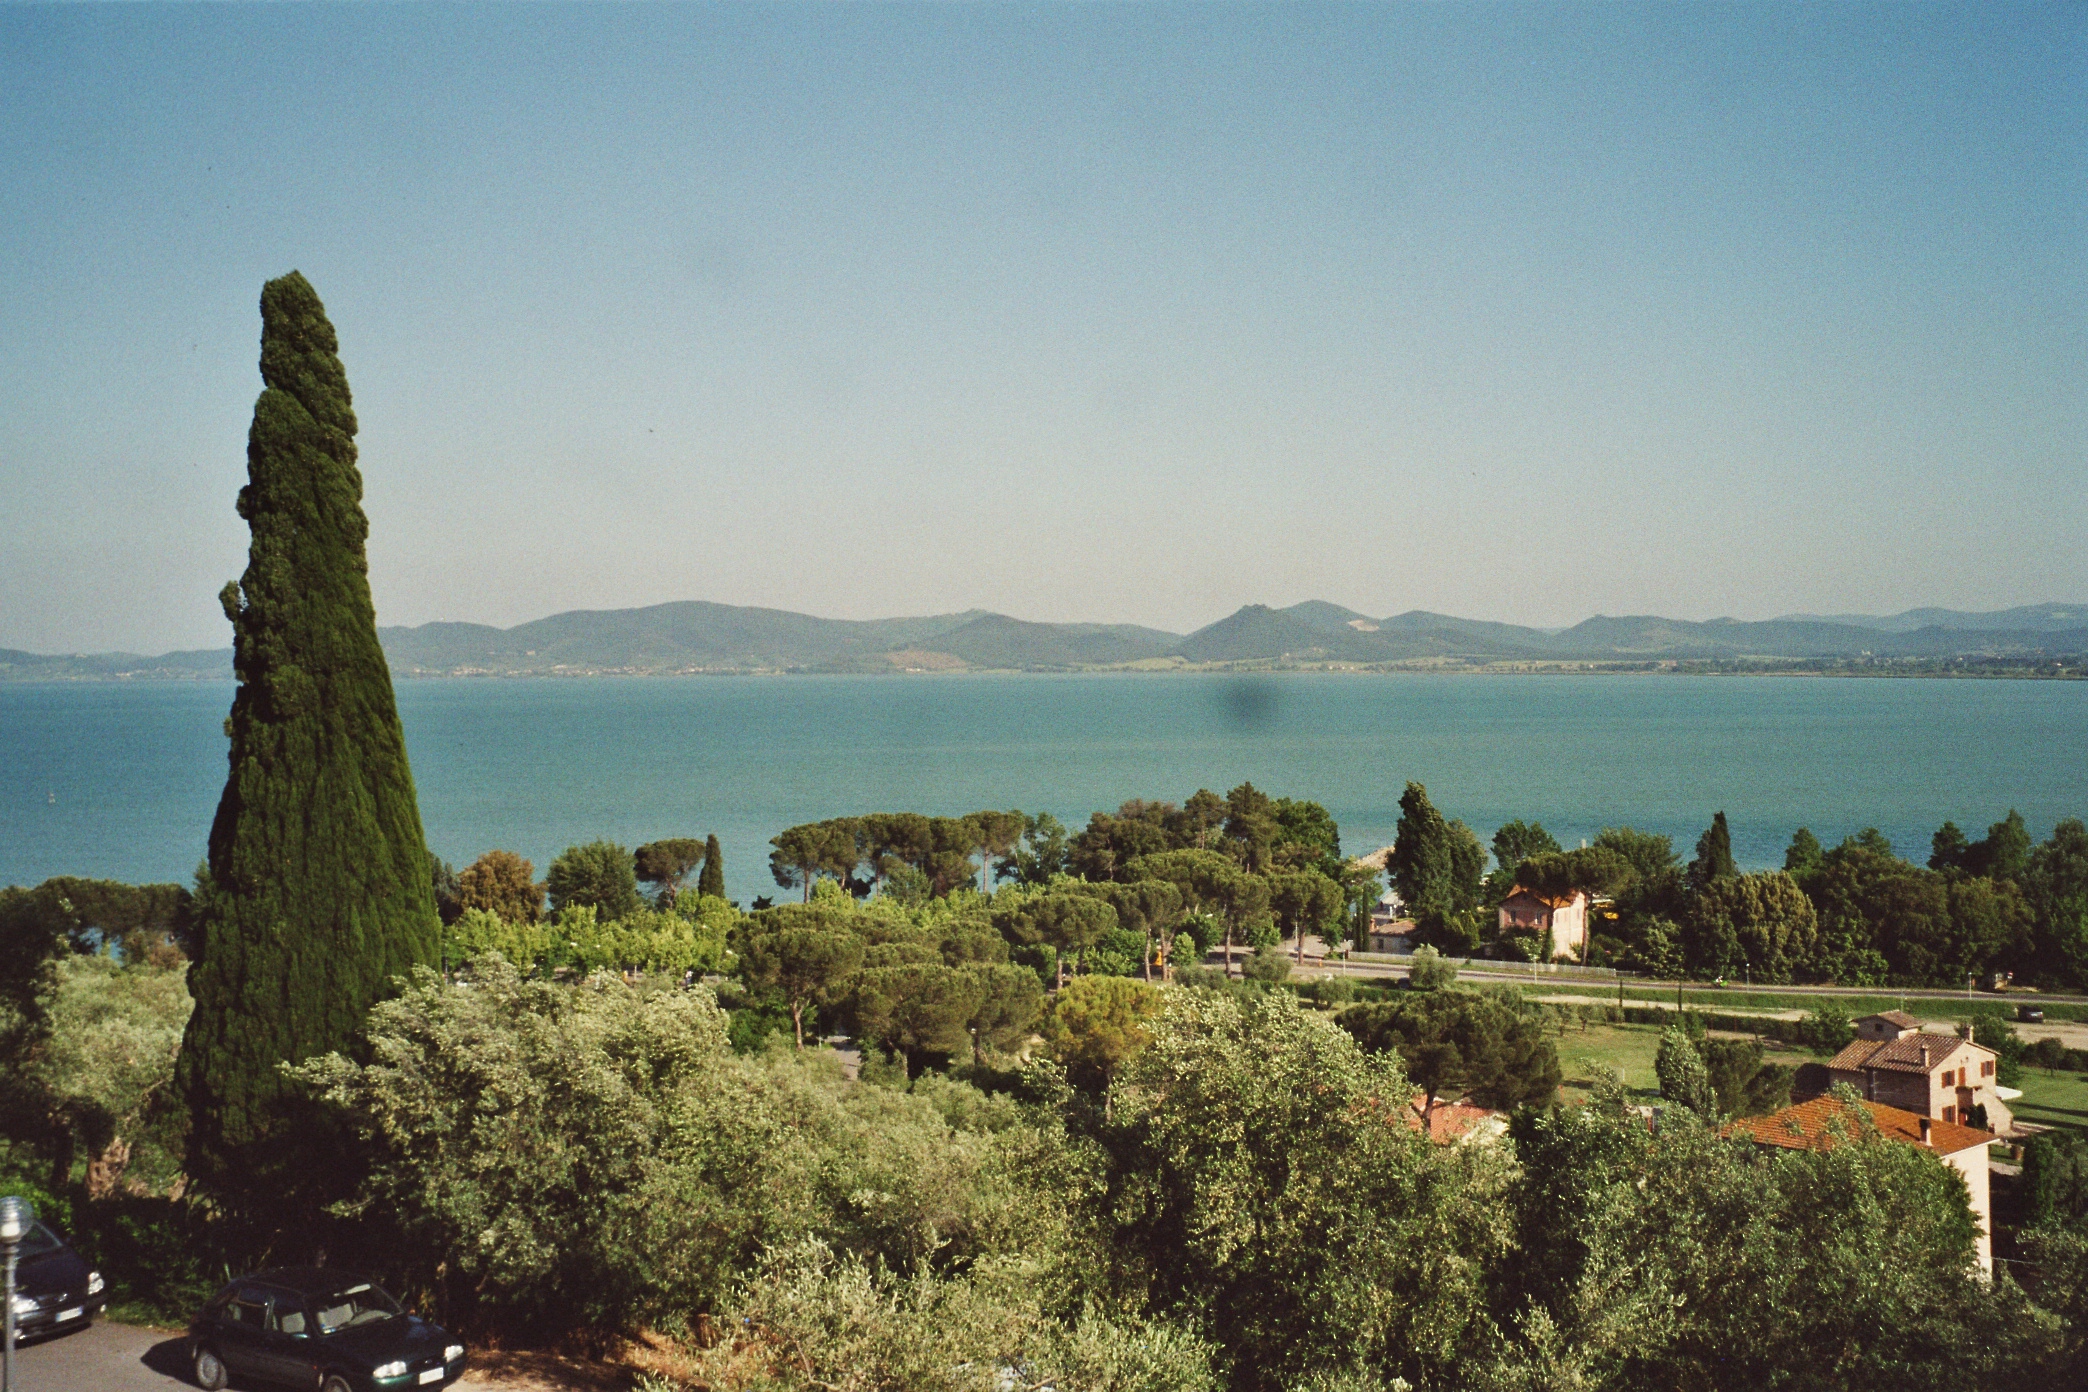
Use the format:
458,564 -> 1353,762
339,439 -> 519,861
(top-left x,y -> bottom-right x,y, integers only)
1920,1043 -> 1930,1068
1959,1022 -> 1973,1041
1920,1116 -> 1933,1146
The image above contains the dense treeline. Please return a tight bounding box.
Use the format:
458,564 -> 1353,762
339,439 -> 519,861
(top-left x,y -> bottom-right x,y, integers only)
1571,809 -> 2088,989
5,782 -> 2088,1390
765,788 -> 2088,992
6,845 -> 2088,1386
293,975 -> 2081,1388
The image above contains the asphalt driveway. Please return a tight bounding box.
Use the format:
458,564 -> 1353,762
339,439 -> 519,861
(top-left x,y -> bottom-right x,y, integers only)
6,1318 -> 193,1391
8,1319 -> 572,1392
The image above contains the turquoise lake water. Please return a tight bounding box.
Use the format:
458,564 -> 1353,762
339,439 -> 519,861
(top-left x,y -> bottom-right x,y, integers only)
3,674 -> 2084,901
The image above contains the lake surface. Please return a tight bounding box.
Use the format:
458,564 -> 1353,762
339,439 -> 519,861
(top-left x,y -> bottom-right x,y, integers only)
4,674 -> 2085,901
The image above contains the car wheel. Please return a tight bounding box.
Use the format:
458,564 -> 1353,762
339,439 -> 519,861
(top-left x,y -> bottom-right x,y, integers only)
322,1376 -> 356,1392
193,1345 -> 229,1391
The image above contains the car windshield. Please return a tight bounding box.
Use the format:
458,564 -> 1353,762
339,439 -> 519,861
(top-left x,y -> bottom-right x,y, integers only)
312,1283 -> 402,1333
18,1223 -> 60,1258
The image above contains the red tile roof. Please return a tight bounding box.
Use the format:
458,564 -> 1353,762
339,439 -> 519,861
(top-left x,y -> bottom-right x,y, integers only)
1727,1097 -> 1990,1156
1825,1032 -> 1985,1076
1868,1010 -> 1921,1029
1405,1093 -> 1502,1143
1502,887 -> 1585,911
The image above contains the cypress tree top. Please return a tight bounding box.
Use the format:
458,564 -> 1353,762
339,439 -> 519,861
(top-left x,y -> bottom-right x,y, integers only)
698,833 -> 726,901
178,271 -> 439,1203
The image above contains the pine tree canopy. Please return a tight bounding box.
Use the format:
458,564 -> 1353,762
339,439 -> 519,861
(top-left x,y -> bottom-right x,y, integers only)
177,271 -> 439,1203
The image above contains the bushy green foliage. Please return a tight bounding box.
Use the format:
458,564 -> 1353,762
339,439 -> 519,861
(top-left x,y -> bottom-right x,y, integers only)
1043,975 -> 1163,1091
29,954 -> 192,1196
547,839 -> 645,919
1107,991 -> 1508,1391
1511,846 -> 1634,903
2024,1132 -> 2088,1230
1494,1087 -> 2047,1389
456,849 -> 541,923
2026,817 -> 2088,986
1686,810 -> 1738,891
5,877 -> 194,965
1679,871 -> 1817,981
1798,1001 -> 1854,1054
1388,782 -> 1485,936
447,896 -> 734,977
635,838 -> 708,907
179,271 -> 440,1213
1339,989 -> 1560,1112
1654,1027 -> 1714,1116
0,883 -> 69,1089
1406,943 -> 1458,990
671,1240 -> 1217,1392
561,899 -> 735,974
291,957 -> 1084,1341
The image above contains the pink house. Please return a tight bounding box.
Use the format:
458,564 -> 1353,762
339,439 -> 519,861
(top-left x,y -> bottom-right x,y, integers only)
1497,887 -> 1589,962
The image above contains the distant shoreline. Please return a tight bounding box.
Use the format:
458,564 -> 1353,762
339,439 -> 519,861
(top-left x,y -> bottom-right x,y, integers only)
9,597 -> 2081,682
5,658 -> 2082,683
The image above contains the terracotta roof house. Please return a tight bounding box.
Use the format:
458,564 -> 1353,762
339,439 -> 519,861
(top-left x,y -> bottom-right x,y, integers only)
1405,1093 -> 1507,1145
1816,1013 -> 2012,1135
1497,887 -> 1589,962
1729,1096 -> 1994,1273
1363,888 -> 1417,953
1859,1009 -> 1923,1037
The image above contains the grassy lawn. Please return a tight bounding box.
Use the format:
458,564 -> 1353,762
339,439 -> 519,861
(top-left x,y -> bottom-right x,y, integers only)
1553,1021 -> 1666,1102
1549,1019 -> 1820,1108
2012,1068 -> 2088,1138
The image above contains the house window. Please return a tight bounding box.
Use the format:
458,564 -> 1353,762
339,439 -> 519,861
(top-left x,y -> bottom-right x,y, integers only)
1941,1070 -> 1954,1087
1983,1061 -> 1995,1077
1942,1106 -> 1955,1124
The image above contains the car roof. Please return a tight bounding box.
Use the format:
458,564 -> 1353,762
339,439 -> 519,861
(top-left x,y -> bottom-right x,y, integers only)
243,1267 -> 381,1298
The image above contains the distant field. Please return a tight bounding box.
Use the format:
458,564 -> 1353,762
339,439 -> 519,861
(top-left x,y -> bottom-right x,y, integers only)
1521,982 -> 2088,1025
2013,1069 -> 2088,1138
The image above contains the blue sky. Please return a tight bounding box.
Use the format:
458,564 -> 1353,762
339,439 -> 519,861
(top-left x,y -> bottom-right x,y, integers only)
1,3 -> 2081,652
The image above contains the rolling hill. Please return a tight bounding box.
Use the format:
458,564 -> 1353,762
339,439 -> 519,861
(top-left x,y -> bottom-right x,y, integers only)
8,598 -> 2083,679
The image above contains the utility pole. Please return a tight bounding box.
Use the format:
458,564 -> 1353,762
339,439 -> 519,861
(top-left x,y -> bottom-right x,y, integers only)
0,1195 -> 28,1392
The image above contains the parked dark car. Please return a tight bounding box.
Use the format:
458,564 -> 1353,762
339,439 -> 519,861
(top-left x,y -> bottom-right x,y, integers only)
5,1220 -> 105,1342
2017,1004 -> 2047,1023
187,1269 -> 465,1392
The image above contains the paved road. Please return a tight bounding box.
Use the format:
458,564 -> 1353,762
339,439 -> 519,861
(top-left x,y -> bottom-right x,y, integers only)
9,1319 -> 537,1392
7,1318 -> 193,1391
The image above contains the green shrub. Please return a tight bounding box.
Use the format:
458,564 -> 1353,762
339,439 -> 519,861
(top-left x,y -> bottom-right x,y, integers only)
1798,1003 -> 1854,1054
292,956 -> 1087,1342
1241,944 -> 1293,983
1968,1013 -> 2026,1086
1406,944 -> 1458,991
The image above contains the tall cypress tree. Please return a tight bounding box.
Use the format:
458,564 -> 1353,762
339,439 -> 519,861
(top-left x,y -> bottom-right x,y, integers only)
177,272 -> 438,1204
698,833 -> 726,900
1688,810 -> 1739,892
1388,781 -> 1454,921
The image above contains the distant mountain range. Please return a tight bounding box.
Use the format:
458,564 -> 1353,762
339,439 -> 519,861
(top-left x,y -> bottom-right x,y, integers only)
5,600 -> 2084,680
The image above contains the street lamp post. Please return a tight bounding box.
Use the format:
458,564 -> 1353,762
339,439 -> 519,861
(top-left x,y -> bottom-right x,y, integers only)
0,1194 -> 31,1392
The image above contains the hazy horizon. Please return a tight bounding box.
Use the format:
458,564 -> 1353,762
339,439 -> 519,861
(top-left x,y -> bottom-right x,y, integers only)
13,592 -> 2088,662
4,3 -> 2081,653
